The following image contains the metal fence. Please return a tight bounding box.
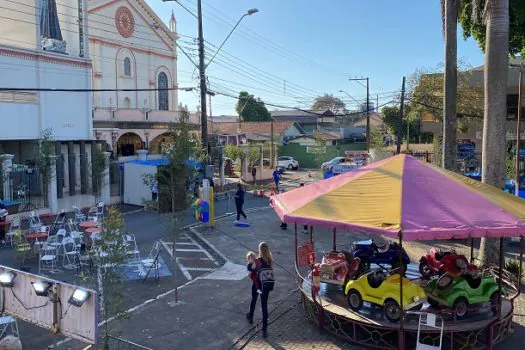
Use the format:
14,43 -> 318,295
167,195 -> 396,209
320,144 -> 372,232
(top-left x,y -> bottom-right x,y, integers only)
3,164 -> 47,211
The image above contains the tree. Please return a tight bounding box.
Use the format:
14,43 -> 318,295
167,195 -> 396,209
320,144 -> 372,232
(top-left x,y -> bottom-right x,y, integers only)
459,0 -> 525,56
442,0 -> 459,171
309,130 -> 327,164
477,0 -> 510,265
236,91 -> 272,121
311,94 -> 346,114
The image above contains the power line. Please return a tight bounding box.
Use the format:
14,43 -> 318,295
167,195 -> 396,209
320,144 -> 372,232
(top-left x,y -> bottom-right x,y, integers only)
0,87 -> 182,92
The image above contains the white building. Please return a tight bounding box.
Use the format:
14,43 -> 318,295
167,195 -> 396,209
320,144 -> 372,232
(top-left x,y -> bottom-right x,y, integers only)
0,0 -> 96,204
89,0 -> 192,156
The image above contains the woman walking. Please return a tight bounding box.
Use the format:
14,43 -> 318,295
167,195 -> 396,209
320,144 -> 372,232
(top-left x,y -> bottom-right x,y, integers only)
246,242 -> 274,338
234,183 -> 247,221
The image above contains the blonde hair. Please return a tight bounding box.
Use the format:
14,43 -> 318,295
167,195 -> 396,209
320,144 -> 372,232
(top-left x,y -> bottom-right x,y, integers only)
246,251 -> 257,261
258,242 -> 273,265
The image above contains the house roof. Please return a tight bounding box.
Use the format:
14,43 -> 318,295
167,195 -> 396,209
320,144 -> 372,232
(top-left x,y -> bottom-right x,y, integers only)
350,112 -> 384,129
289,131 -> 340,141
210,121 -> 301,135
270,109 -> 336,123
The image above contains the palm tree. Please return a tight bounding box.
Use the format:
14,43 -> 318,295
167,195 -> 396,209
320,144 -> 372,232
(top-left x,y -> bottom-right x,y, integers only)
442,0 -> 459,172
478,0 -> 510,265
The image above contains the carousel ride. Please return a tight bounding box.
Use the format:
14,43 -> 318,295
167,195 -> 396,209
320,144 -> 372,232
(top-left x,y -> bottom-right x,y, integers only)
271,154 -> 525,349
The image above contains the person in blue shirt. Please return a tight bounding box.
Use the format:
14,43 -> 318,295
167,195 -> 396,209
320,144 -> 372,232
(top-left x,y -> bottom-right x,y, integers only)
272,168 -> 280,193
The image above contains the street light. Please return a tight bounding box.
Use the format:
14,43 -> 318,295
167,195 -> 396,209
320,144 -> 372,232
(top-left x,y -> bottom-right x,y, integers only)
205,8 -> 259,69
338,89 -> 362,106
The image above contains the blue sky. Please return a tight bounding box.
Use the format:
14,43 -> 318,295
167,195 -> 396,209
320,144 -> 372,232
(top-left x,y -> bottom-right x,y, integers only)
146,0 -> 485,115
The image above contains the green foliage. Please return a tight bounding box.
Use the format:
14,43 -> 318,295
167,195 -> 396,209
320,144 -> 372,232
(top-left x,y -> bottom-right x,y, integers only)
224,144 -> 243,162
433,134 -> 443,167
161,105 -> 205,212
506,149 -> 516,180
310,130 -> 327,164
370,130 -> 386,151
236,91 -> 272,121
34,129 -> 55,206
505,258 -> 524,282
248,147 -> 260,168
406,62 -> 483,123
90,144 -> 106,197
311,94 -> 346,114
459,0 -> 525,56
381,106 -> 402,137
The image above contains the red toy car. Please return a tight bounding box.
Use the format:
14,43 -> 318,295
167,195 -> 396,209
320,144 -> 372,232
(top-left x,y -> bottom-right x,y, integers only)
316,251 -> 361,286
419,248 -> 478,278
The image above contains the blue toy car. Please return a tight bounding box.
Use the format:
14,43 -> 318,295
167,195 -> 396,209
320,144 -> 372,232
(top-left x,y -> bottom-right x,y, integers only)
352,239 -> 410,275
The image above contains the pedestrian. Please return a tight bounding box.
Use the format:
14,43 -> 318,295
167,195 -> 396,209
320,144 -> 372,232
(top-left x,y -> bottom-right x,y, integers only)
251,166 -> 257,184
234,183 -> 247,221
246,242 -> 274,338
272,168 -> 280,193
300,183 -> 308,234
151,180 -> 158,202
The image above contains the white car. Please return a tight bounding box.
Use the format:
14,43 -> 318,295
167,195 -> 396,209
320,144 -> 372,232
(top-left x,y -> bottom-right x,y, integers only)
278,156 -> 299,170
321,157 -> 346,171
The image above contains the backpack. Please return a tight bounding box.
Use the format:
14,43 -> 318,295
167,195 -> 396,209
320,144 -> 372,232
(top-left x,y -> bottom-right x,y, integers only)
257,260 -> 275,291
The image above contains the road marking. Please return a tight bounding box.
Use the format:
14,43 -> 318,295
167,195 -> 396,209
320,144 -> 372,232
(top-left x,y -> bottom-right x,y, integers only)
176,242 -> 197,245
184,267 -> 214,271
175,248 -> 203,252
176,257 -> 192,280
185,233 -> 219,266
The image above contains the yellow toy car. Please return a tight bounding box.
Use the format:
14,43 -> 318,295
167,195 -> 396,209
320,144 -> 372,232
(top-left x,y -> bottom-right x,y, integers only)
345,269 -> 427,322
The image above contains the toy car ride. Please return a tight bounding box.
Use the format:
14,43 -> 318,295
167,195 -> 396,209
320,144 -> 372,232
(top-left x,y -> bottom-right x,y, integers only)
352,239 -> 410,274
425,272 -> 504,319
419,248 -> 478,278
316,251 -> 360,286
345,269 -> 427,322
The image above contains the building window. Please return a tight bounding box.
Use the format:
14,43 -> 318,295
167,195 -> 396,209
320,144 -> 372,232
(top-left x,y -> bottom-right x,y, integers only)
123,57 -> 131,76
158,72 -> 169,111
124,97 -> 131,108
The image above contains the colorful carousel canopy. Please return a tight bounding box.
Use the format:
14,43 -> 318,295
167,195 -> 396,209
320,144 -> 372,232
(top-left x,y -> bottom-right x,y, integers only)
271,154 -> 525,240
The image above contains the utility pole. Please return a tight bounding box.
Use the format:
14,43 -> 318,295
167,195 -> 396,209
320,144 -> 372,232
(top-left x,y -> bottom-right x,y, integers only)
197,0 -> 208,150
516,63 -> 523,196
396,77 -> 406,154
349,77 -> 370,150
270,121 -> 274,168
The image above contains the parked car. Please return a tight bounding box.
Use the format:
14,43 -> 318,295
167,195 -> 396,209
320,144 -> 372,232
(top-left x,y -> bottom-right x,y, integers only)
321,157 -> 346,171
345,269 -> 426,322
278,156 -> 299,170
425,272 -> 503,318
419,248 -> 478,278
351,239 -> 410,275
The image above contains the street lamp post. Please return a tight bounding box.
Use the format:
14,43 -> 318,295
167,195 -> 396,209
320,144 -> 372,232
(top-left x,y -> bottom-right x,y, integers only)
163,0 -> 258,151
348,78 -> 370,150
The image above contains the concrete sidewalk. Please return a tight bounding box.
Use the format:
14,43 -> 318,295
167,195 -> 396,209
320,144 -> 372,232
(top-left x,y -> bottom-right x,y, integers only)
103,207 -> 362,349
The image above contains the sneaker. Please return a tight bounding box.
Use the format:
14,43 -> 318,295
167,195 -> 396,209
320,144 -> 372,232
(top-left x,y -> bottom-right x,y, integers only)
246,313 -> 253,324
257,289 -> 262,294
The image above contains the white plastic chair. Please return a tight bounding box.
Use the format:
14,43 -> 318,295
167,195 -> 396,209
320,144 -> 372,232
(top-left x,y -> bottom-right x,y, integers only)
52,210 -> 67,232
33,225 -> 50,253
49,229 -> 67,255
0,315 -> 19,339
70,231 -> 84,250
409,312 -> 444,350
5,217 -> 21,247
67,219 -> 80,233
73,206 -> 86,223
62,237 -> 80,269
123,234 -> 141,265
39,242 -> 58,274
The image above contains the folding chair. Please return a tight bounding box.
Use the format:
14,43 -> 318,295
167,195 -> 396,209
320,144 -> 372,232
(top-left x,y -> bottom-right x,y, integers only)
123,234 -> 141,265
96,202 -> 105,222
140,241 -> 161,281
67,219 -> 80,234
33,225 -> 50,254
409,312 -> 444,350
39,242 -> 59,274
72,206 -> 86,223
29,211 -> 43,231
87,207 -> 98,222
5,217 -> 21,248
0,315 -> 19,339
62,237 -> 80,270
51,210 -> 67,233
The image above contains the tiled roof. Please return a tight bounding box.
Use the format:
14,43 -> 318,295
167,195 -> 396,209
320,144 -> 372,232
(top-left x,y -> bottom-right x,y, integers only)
210,121 -> 298,135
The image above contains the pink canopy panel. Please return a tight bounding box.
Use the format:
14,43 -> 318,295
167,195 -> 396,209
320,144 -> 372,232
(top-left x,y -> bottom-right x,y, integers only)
270,154 -> 525,241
